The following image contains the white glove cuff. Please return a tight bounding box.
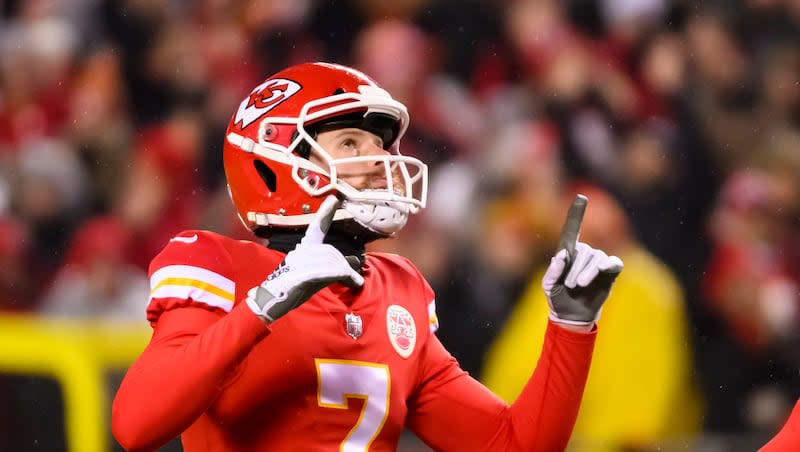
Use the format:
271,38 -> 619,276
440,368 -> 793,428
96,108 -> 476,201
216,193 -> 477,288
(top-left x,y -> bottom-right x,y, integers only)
548,311 -> 597,331
246,285 -> 284,322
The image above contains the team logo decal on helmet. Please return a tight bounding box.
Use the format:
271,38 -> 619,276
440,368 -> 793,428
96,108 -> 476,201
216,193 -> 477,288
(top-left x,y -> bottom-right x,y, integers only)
234,79 -> 302,129
386,305 -> 416,358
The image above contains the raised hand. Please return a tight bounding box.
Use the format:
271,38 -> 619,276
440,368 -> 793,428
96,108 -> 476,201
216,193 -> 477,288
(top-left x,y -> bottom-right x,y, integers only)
246,195 -> 364,322
542,194 -> 624,327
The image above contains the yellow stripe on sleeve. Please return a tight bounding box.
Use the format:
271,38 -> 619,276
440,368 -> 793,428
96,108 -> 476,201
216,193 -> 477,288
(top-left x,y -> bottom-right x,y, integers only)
150,278 -> 235,302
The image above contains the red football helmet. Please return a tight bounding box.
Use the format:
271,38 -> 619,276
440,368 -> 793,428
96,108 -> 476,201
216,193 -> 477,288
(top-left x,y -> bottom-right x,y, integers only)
223,62 -> 428,237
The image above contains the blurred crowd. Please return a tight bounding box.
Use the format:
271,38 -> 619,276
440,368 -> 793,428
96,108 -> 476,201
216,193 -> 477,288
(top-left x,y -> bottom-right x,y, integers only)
1,0 -> 799,450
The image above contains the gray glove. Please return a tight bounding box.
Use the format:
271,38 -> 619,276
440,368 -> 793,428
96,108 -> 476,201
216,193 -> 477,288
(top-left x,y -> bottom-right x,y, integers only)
542,195 -> 624,327
246,195 -> 364,322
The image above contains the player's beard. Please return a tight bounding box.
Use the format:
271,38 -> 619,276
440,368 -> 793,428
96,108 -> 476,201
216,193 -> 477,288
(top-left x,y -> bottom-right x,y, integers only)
338,167 -> 406,196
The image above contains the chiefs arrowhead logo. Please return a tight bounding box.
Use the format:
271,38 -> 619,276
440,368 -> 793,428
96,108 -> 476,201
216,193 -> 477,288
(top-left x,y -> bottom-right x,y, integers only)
233,78 -> 301,129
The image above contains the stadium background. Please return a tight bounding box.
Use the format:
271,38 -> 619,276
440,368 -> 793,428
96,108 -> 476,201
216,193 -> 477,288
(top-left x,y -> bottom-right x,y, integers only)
0,0 -> 798,450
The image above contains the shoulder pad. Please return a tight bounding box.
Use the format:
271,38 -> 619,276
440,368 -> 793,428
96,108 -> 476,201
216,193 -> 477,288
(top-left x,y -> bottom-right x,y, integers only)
147,231 -> 237,321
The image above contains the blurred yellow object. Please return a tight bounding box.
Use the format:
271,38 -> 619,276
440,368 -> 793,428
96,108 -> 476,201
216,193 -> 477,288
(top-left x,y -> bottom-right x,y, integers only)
0,314 -> 151,452
482,246 -> 703,451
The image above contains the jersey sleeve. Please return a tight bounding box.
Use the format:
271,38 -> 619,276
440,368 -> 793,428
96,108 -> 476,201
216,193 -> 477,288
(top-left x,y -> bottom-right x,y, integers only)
760,399 -> 800,451
407,321 -> 596,451
112,231 -> 271,451
378,253 -> 439,336
412,258 -> 439,335
146,230 -> 237,323
427,296 -> 439,335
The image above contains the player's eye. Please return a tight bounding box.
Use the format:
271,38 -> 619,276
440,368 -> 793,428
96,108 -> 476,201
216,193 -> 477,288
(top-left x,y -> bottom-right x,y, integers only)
340,138 -> 358,153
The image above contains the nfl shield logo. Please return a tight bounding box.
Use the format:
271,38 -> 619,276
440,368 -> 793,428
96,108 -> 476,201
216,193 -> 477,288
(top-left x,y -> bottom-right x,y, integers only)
345,312 -> 363,339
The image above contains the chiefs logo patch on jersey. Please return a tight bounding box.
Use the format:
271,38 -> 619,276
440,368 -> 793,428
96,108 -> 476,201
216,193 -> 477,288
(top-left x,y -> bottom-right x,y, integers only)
386,305 -> 416,358
233,78 -> 301,129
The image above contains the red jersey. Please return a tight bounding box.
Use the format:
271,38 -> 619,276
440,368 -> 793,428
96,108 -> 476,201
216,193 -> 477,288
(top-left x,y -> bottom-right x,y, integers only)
760,399 -> 800,451
112,230 -> 597,451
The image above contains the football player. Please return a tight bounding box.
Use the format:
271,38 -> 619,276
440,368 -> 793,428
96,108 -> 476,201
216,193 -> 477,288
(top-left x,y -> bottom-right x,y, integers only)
112,62 -> 623,451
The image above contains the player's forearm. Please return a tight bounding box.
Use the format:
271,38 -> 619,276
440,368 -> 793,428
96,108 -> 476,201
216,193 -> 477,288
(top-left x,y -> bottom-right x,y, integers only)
408,327 -> 594,452
507,320 -> 596,450
112,303 -> 270,451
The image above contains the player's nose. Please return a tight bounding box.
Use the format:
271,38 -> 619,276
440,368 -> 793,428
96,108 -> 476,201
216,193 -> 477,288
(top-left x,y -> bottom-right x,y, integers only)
364,139 -> 391,158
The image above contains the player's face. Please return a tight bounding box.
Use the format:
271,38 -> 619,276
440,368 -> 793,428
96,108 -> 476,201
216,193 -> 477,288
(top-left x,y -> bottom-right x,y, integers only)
313,128 -> 404,193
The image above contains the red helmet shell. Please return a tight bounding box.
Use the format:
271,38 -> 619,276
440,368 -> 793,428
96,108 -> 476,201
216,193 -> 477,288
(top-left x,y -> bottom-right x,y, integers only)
223,62 -> 423,234
223,63 -> 398,230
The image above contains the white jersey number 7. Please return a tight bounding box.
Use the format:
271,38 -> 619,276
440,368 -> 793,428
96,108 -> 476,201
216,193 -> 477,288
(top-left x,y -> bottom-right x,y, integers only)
316,359 -> 391,452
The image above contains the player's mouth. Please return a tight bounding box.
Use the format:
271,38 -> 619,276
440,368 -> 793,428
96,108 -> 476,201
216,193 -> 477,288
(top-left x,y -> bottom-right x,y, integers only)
369,177 -> 407,195
371,177 -> 389,189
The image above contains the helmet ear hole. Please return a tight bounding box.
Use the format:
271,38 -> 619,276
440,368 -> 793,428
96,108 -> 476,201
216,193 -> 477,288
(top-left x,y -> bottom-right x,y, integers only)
253,160 -> 277,192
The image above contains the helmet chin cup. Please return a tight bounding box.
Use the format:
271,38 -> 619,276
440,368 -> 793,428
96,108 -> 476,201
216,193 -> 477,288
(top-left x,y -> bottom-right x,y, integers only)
342,197 -> 410,236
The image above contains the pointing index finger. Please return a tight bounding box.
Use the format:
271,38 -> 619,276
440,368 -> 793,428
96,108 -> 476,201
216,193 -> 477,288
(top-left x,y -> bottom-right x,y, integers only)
558,194 -> 588,262
301,195 -> 341,245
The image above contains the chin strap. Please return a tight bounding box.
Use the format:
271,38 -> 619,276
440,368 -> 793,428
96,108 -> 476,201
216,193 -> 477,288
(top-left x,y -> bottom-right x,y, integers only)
342,199 -> 409,236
